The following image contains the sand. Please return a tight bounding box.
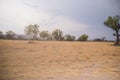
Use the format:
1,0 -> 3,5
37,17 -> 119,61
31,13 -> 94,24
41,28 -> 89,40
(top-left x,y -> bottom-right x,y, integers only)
0,40 -> 120,80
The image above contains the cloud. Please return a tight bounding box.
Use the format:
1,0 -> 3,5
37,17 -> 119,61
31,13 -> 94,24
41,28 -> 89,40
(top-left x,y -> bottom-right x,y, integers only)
0,0 -> 53,33
54,16 -> 89,34
0,0 -> 119,40
0,0 -> 89,34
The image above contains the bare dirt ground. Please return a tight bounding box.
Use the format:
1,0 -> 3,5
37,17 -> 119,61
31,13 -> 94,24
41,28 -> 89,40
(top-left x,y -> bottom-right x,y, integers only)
0,40 -> 120,80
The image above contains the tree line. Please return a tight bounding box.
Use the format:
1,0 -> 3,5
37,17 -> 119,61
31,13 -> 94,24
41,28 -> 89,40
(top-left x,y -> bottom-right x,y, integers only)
0,25 -> 89,41
0,15 -> 120,45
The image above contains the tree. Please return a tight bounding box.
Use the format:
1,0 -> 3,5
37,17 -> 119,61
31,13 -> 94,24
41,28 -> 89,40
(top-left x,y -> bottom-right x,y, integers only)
64,34 -> 75,41
6,30 -> 15,39
24,24 -> 39,40
39,31 -> 49,40
52,29 -> 63,40
93,37 -> 106,42
0,31 -> 4,39
104,15 -> 120,45
78,34 -> 88,41
93,38 -> 103,42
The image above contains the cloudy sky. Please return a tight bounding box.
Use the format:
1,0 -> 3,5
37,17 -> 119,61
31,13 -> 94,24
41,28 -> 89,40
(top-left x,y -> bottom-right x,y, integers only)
0,0 -> 120,40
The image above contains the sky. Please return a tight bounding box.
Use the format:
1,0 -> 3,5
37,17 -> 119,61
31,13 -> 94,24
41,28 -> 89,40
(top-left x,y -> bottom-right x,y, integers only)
0,0 -> 120,40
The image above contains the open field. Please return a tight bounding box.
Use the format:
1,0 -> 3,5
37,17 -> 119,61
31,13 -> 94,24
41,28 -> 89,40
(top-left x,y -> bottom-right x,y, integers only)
0,40 -> 120,80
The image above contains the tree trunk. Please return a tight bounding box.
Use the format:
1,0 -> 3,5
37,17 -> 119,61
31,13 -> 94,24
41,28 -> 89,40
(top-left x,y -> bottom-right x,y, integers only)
28,35 -> 34,43
114,31 -> 120,45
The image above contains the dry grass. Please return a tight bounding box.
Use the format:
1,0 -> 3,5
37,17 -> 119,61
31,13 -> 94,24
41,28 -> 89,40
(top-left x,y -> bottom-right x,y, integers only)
0,40 -> 120,80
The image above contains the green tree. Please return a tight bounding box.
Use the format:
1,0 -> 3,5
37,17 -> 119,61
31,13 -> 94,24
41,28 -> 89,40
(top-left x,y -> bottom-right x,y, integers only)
24,24 -> 39,40
39,30 -> 49,40
78,34 -> 88,41
104,15 -> 120,45
64,34 -> 75,41
6,30 -> 15,39
52,29 -> 63,40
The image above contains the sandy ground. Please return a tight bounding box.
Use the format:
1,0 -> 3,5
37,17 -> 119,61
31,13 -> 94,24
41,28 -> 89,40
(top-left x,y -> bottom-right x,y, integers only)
0,40 -> 120,80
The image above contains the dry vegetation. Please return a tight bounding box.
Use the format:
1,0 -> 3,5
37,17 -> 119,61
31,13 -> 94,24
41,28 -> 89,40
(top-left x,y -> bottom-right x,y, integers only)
0,40 -> 120,80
